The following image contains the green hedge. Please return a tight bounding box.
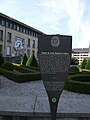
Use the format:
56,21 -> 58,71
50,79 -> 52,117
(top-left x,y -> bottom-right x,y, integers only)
13,65 -> 36,73
21,53 -> 28,65
0,68 -> 41,83
1,62 -> 14,71
20,65 -> 40,72
65,74 -> 90,94
85,59 -> 90,70
69,66 -> 79,73
71,75 -> 90,82
26,53 -> 38,67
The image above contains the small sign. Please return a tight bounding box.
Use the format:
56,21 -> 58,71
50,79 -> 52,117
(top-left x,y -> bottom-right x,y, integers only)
38,34 -> 72,120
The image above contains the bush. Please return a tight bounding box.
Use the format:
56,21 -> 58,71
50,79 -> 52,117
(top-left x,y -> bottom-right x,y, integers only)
21,64 -> 40,72
0,53 -> 4,67
65,80 -> 90,94
21,53 -> 28,65
1,62 -> 14,71
26,53 -> 38,67
70,57 -> 79,65
71,75 -> 90,82
13,65 -> 33,73
80,59 -> 87,69
65,74 -> 90,94
0,68 -> 41,83
85,59 -> 90,70
69,66 -> 79,73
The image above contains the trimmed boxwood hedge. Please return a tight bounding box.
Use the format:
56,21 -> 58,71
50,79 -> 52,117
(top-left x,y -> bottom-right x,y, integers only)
69,66 -> 79,73
0,68 -> 41,83
20,65 -> 40,72
71,75 -> 90,82
65,74 -> 90,94
1,62 -> 14,71
13,65 -> 36,73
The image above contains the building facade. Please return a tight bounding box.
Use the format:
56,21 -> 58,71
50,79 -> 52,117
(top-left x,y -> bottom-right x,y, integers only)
0,13 -> 44,59
72,48 -> 89,65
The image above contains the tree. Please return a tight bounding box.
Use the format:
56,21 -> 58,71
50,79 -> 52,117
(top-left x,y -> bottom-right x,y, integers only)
70,57 -> 79,65
26,53 -> 38,67
0,53 -> 4,67
21,53 -> 28,65
80,59 -> 87,69
85,58 -> 90,70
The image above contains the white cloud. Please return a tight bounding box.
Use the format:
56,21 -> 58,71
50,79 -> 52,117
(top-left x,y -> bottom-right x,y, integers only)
38,0 -> 90,48
0,0 -> 90,48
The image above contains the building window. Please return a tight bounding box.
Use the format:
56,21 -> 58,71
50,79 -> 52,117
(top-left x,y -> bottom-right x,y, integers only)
23,28 -> 26,33
0,45 -> 2,53
32,40 -> 35,48
1,20 -> 5,26
6,22 -> 9,27
20,27 -> 23,32
0,30 -> 3,40
7,32 -> 11,42
32,50 -> 35,55
13,24 -> 16,30
27,39 -> 30,47
27,49 -> 30,57
17,26 -> 19,31
22,39 -> 25,47
29,30 -> 31,35
26,29 -> 28,34
7,46 -> 11,55
10,23 -> 12,29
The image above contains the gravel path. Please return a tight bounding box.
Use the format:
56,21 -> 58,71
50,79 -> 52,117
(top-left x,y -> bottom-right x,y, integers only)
0,76 -> 90,99
0,76 -> 90,119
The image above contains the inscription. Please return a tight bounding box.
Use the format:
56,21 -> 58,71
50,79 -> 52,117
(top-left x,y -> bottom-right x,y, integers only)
39,53 -> 70,74
44,81 -> 65,91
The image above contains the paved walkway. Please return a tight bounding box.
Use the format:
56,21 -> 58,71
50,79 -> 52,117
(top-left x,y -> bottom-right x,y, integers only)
0,76 -> 90,119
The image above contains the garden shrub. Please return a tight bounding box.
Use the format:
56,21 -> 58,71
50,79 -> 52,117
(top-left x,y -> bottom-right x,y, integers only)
0,53 -> 4,67
26,53 -> 38,67
21,64 -> 40,72
71,75 -> 90,82
65,73 -> 90,94
13,65 -> 34,73
85,59 -> 90,70
65,80 -> 90,94
21,53 -> 28,65
80,59 -> 87,69
69,66 -> 79,73
70,57 -> 79,65
1,62 -> 14,71
0,68 -> 41,83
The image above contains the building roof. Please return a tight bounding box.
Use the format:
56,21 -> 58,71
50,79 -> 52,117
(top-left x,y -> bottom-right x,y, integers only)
0,12 -> 45,35
72,48 -> 89,53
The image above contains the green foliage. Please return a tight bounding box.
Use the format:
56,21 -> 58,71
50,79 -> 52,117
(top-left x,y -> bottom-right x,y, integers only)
69,66 -> 79,73
71,75 -> 90,82
13,65 -> 34,73
80,59 -> 87,69
26,53 -> 38,67
65,74 -> 90,94
0,68 -> 41,83
85,59 -> 90,70
70,57 -> 79,65
1,62 -> 14,71
21,53 -> 28,65
0,53 -> 4,67
21,64 -> 40,72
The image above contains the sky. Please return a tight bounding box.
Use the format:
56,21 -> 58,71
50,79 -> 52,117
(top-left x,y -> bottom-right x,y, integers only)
0,0 -> 90,48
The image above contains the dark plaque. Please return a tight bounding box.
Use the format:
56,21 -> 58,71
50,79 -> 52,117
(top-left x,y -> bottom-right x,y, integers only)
38,35 -> 72,120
